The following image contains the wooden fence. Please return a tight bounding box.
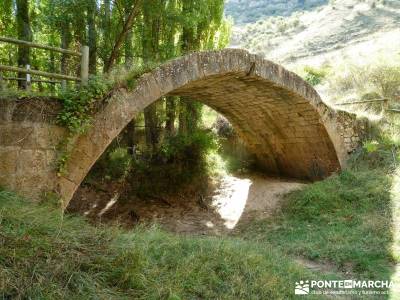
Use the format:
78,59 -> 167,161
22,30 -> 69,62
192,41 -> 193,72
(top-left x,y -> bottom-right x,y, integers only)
336,98 -> 400,114
0,36 -> 89,89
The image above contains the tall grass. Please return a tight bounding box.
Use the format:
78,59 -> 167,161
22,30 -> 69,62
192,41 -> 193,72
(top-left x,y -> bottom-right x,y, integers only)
237,138 -> 399,281
0,189 -> 327,300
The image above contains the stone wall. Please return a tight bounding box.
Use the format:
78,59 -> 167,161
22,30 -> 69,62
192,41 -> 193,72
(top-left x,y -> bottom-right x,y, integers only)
0,98 -> 66,199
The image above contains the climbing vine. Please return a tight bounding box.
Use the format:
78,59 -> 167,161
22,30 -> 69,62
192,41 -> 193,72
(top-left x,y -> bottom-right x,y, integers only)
55,64 -> 160,176
56,76 -> 112,175
58,76 -> 112,134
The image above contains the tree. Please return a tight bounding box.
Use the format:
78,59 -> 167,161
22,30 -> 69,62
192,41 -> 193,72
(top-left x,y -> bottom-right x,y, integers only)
16,0 -> 32,89
178,0 -> 225,134
104,0 -> 141,72
141,0 -> 165,153
87,0 -> 97,74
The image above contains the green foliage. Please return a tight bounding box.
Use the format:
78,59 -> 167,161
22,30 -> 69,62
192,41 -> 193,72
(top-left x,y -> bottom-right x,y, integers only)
128,130 -> 218,197
159,130 -> 218,162
303,65 -> 329,86
56,147 -> 71,177
349,135 -> 400,171
363,140 -> 379,153
106,147 -> 133,180
122,61 -> 162,90
326,56 -> 400,111
369,65 -> 400,98
57,75 -> 111,134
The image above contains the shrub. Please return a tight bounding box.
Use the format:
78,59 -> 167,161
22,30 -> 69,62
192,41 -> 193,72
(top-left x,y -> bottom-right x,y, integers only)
107,147 -> 133,179
158,130 -> 218,163
303,66 -> 329,86
213,115 -> 235,138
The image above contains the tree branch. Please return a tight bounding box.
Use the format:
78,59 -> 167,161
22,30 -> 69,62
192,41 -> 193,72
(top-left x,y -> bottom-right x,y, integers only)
104,0 -> 142,72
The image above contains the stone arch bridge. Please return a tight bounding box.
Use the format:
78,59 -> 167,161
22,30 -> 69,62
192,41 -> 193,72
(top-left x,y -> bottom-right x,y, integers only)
0,49 -> 366,207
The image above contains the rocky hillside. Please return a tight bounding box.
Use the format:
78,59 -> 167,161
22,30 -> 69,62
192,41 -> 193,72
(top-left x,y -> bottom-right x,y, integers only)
228,0 -> 400,67
225,0 -> 327,24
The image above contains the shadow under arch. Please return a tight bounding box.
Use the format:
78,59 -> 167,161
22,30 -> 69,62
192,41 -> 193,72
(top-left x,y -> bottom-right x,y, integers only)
58,49 -> 347,207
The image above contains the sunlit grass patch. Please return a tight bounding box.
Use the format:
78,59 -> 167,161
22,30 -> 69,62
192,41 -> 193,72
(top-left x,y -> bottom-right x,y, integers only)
237,141 -> 399,281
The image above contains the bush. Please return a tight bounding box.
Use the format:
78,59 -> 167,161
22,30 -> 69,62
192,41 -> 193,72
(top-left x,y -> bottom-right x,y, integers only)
106,147 -> 133,179
303,65 -> 329,86
127,130 -> 219,198
158,130 -> 218,163
213,115 -> 235,138
326,58 -> 400,110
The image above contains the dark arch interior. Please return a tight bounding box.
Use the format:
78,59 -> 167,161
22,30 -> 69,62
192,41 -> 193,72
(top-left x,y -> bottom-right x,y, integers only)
66,97 -> 306,232
168,72 -> 340,179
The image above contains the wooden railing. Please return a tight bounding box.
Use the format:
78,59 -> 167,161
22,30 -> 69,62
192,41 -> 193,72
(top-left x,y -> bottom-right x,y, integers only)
0,36 -> 89,88
336,98 -> 400,114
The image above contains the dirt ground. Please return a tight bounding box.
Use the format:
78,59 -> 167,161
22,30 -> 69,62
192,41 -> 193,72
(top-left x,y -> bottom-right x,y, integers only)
67,173 -> 306,235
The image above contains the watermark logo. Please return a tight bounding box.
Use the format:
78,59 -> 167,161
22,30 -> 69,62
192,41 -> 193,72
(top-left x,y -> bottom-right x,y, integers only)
295,280 -> 310,295
294,279 -> 394,296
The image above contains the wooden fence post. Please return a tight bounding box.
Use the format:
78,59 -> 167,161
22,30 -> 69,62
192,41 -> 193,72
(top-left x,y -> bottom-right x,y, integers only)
383,99 -> 389,112
80,46 -> 89,86
26,64 -> 31,91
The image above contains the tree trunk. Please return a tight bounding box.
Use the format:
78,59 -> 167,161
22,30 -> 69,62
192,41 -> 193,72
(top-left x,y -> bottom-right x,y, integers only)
179,0 -> 201,135
144,104 -> 159,153
165,96 -> 177,135
104,0 -> 141,72
142,1 -> 161,153
16,0 -> 32,89
122,1 -> 137,151
101,0 -> 111,72
124,3 -> 134,67
49,50 -> 56,93
125,119 -> 136,156
179,97 -> 201,134
87,0 -> 97,75
60,19 -> 71,87
73,14 -> 86,78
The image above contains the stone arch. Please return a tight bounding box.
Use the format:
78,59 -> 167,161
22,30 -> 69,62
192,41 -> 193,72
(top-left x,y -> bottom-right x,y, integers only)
55,49 -> 352,207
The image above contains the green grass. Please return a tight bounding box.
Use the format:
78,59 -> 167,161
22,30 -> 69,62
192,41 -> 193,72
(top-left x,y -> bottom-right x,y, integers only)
0,190 -> 330,299
236,142 -> 400,282
1,138 -> 400,299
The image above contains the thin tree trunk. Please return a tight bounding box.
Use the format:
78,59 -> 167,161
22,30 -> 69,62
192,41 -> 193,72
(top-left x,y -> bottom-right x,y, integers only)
74,15 -> 86,78
101,0 -> 111,72
16,0 -> 32,89
142,1 -> 161,153
144,105 -> 159,154
105,0 -> 141,72
49,51 -> 55,93
60,19 -> 71,86
125,119 -> 136,156
87,0 -> 97,75
179,97 -> 201,134
179,1 -> 201,135
165,96 -> 177,135
123,1 -> 137,151
124,3 -> 134,67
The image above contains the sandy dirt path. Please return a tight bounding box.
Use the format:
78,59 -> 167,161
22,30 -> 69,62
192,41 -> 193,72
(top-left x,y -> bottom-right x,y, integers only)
68,173 -> 306,235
